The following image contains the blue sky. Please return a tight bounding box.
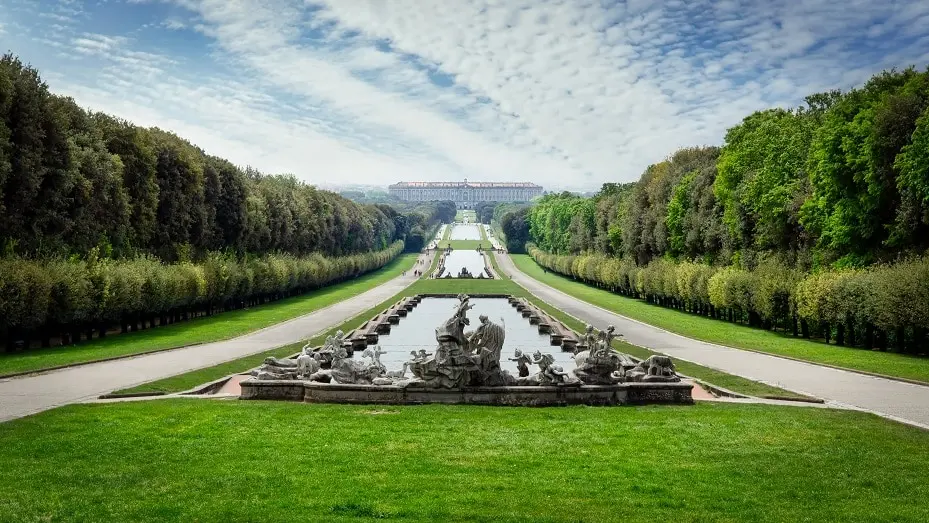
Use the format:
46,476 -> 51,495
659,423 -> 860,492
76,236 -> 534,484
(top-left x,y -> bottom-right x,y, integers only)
2,0 -> 929,190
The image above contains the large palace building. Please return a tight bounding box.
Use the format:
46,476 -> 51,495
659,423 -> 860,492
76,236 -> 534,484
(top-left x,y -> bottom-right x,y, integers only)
388,180 -> 543,209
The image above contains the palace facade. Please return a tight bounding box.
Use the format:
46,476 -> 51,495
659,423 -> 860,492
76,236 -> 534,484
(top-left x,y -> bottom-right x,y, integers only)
388,180 -> 543,209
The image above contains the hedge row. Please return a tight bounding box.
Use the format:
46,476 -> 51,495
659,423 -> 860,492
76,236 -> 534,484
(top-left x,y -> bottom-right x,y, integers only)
528,244 -> 929,353
0,240 -> 404,350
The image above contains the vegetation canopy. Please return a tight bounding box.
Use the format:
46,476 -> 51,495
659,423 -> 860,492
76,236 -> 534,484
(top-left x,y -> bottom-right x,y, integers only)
493,66 -> 929,356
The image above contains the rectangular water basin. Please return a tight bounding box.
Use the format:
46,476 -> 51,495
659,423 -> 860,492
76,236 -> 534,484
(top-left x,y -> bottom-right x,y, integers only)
356,297 -> 577,375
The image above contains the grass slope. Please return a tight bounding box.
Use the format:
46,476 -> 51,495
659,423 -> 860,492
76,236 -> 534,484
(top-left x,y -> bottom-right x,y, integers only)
0,254 -> 418,377
1,400 -> 927,522
511,254 -> 929,384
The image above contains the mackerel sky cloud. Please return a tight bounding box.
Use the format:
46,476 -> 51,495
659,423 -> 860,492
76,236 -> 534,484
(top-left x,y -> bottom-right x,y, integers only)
3,0 -> 929,190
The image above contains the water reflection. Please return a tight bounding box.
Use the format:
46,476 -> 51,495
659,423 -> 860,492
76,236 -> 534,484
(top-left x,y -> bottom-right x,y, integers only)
450,223 -> 482,240
356,298 -> 577,375
442,250 -> 486,277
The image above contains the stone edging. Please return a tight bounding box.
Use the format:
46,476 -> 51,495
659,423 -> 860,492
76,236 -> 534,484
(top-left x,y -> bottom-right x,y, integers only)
98,391 -> 167,399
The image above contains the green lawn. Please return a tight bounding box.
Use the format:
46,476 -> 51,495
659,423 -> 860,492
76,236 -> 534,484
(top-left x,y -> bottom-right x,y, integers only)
1,400 -> 927,522
512,254 -> 929,385
0,254 -> 419,377
118,252 -> 807,399
438,239 -> 489,250
424,247 -> 442,276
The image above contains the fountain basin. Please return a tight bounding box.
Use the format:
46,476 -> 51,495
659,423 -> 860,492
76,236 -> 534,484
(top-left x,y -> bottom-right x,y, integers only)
240,379 -> 694,406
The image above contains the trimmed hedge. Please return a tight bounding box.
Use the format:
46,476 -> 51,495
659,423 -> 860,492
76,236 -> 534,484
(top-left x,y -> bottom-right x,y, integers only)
528,244 -> 929,353
0,240 -> 404,350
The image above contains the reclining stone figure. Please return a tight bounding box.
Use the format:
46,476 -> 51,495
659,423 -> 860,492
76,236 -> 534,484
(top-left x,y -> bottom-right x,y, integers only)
624,354 -> 679,382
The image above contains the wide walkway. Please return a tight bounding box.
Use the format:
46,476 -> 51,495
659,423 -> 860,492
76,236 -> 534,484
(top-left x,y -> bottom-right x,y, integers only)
0,253 -> 433,423
496,253 -> 929,429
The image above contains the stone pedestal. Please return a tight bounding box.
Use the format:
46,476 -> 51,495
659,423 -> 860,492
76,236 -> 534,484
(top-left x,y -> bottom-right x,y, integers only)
240,380 -> 694,406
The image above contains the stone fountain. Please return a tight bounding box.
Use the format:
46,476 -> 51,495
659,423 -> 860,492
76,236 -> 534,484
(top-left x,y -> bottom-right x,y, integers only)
241,294 -> 692,405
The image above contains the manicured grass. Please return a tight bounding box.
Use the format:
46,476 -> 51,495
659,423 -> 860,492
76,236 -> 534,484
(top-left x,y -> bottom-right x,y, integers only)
438,239 -> 489,250
511,254 -> 929,384
0,254 -> 419,377
2,400 -> 928,522
119,252 -> 805,399
424,248 -> 442,276
415,276 -> 515,294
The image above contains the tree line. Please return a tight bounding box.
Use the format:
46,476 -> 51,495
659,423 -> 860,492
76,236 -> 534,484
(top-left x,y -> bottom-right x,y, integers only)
1,241 -> 404,351
0,54 -> 437,260
337,192 -> 457,253
519,66 -> 929,354
0,54 -> 447,351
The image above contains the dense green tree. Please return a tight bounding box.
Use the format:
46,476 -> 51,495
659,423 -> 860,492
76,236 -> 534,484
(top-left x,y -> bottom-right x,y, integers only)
0,54 -> 447,350
716,110 -> 815,260
149,131 -> 206,260
500,207 -> 530,253
894,105 -> 929,247
212,158 -> 248,251
0,54 -> 423,260
58,99 -> 132,255
592,182 -> 634,255
524,66 -> 929,353
93,113 -> 159,252
0,54 -> 73,255
474,201 -> 497,224
802,68 -> 929,265
435,200 -> 457,223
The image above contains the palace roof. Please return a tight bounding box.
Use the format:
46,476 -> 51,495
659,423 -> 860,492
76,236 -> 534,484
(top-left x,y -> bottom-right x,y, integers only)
389,181 -> 542,189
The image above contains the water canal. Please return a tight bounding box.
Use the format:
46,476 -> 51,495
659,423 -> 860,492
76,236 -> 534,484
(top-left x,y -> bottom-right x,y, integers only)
441,250 -> 487,277
356,297 -> 577,375
449,223 -> 482,240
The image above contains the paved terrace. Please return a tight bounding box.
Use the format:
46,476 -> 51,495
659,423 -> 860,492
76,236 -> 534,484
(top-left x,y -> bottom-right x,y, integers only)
0,253 -> 433,423
494,253 -> 929,429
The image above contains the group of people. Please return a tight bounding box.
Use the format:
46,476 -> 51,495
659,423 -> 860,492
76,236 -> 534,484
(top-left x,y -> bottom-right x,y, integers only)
404,256 -> 430,277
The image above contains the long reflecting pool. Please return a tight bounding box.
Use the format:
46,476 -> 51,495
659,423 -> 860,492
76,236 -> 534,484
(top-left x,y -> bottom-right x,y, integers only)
357,297 -> 576,375
450,223 -> 482,240
442,250 -> 486,277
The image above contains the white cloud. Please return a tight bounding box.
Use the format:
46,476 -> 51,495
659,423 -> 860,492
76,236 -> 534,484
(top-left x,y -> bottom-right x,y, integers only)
4,0 -> 929,190
162,19 -> 186,30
